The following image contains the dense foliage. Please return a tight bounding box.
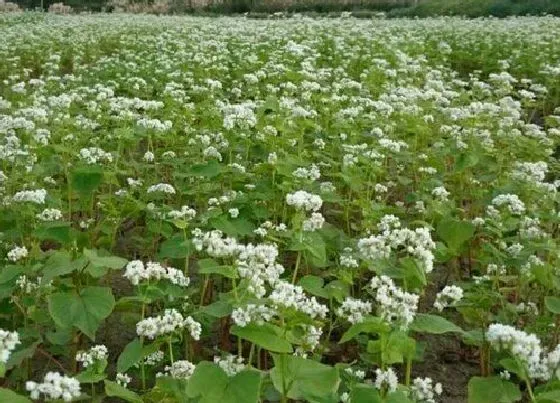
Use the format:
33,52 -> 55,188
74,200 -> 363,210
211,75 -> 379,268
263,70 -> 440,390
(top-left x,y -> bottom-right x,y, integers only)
1,12 -> 560,403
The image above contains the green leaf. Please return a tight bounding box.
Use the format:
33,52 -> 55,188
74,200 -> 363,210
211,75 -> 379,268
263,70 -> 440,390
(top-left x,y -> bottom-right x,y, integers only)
48,286 -> 115,340
545,296 -> 560,314
339,317 -> 390,343
104,380 -> 142,403
200,300 -> 232,318
158,236 -> 192,259
298,275 -> 329,299
117,339 -> 143,373
42,251 -> 86,283
410,314 -> 463,334
6,342 -> 39,370
33,222 -> 72,244
84,249 -> 127,269
536,389 -> 560,402
468,377 -> 521,403
349,384 -> 381,403
270,354 -> 340,401
198,258 -> 237,279
436,218 -> 474,253
187,362 -> 261,403
0,388 -> 32,403
188,160 -> 221,178
71,165 -> 104,195
231,324 -> 292,353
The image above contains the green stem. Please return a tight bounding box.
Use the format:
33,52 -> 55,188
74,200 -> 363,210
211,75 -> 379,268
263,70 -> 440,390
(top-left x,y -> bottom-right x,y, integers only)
405,356 -> 412,386
525,378 -> 535,402
292,250 -> 302,284
200,275 -> 210,307
168,337 -> 174,364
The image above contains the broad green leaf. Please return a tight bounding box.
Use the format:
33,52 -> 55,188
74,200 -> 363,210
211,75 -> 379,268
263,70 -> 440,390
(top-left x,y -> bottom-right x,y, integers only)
48,286 -> 115,340
298,275 -> 328,298
6,341 -> 39,370
200,300 -> 232,318
410,314 -> 463,334
158,236 -> 192,259
468,376 -> 521,403
104,380 -> 142,403
339,316 -> 390,343
231,324 -> 292,353
0,388 -> 31,403
436,218 -> 474,253
545,296 -> 560,314
117,339 -> 143,373
33,222 -> 71,244
187,362 -> 261,403
349,384 -> 381,403
536,389 -> 560,402
84,249 -> 127,269
71,166 -> 104,195
42,251 -> 86,283
198,258 -> 237,279
270,354 -> 340,401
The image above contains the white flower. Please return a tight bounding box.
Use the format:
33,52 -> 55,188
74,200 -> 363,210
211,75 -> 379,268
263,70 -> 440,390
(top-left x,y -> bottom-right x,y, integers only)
369,276 -> 418,330
36,208 -> 63,221
0,329 -> 19,363
136,309 -> 196,340
147,183 -> 175,194
336,297 -> 372,324
374,367 -> 398,392
433,285 -> 463,311
286,191 -> 323,212
232,304 -> 276,327
411,377 -> 443,403
158,360 -> 196,380
116,373 -> 131,388
26,372 -> 81,402
229,208 -> 240,218
7,246 -> 28,262
214,354 -> 245,377
12,189 -> 47,204
75,344 -> 108,368
302,212 -> 325,232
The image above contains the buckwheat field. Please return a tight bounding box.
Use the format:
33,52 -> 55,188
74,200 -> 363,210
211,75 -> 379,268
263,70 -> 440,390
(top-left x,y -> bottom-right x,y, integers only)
1,12 -> 560,403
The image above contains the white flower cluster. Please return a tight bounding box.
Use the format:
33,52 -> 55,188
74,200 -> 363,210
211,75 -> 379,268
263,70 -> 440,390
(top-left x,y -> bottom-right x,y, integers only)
116,373 -> 131,388
124,260 -> 190,287
302,212 -> 325,232
157,360 -> 196,380
487,323 -> 560,380
134,351 -> 164,368
36,208 -> 63,221
269,281 -> 328,319
292,164 -> 321,181
7,246 -> 28,262
12,189 -> 47,204
285,191 -> 323,212
26,372 -> 81,402
432,186 -> 450,201
236,243 -> 285,298
214,354 -> 245,377
374,367 -> 398,392
519,217 -> 547,239
433,285 -> 463,312
232,304 -> 276,327
410,377 -> 443,403
369,276 -> 419,330
16,275 -> 49,294
167,205 -> 196,221
192,229 -> 239,258
358,215 -> 435,274
136,309 -> 201,340
490,194 -> 526,215
336,297 -> 373,324
147,183 -> 176,194
511,161 -> 548,184
79,147 -> 113,164
137,117 -> 172,131
340,248 -> 359,268
75,344 -> 108,368
0,329 -> 19,363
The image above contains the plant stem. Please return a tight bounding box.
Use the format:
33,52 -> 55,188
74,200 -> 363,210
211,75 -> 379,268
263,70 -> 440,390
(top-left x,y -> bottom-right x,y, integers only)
405,356 -> 412,386
168,337 -> 174,364
292,250 -> 302,284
